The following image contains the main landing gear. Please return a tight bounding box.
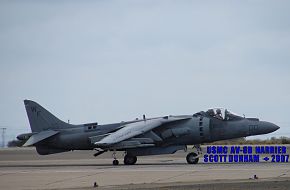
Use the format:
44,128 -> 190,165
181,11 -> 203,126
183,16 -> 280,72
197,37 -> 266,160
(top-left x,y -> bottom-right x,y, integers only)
124,154 -> 137,165
186,144 -> 202,164
111,151 -> 137,165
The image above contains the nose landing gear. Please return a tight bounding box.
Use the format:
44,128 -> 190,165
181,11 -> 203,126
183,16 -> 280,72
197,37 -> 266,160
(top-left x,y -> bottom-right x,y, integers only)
186,144 -> 202,164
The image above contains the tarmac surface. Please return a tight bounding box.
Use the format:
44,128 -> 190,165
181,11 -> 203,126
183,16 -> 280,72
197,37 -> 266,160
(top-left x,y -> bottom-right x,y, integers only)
0,147 -> 290,190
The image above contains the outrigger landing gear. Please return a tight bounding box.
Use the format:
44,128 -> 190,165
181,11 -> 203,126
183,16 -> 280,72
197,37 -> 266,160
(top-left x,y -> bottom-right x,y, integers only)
112,150 -> 119,165
186,144 -> 202,164
124,153 -> 137,165
113,159 -> 119,165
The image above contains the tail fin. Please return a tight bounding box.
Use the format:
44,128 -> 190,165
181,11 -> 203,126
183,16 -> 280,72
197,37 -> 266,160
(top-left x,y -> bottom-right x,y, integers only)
24,100 -> 72,132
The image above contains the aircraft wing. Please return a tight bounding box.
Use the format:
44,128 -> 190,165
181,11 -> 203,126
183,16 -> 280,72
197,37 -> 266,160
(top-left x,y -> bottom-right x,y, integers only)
93,116 -> 190,148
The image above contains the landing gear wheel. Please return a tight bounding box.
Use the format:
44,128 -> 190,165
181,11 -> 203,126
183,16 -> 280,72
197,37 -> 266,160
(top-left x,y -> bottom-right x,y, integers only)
186,152 -> 199,164
124,155 -> 137,165
113,159 -> 119,165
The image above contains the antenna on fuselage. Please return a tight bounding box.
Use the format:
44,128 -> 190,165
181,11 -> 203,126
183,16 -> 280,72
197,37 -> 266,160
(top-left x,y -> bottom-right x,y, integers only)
143,114 -> 146,121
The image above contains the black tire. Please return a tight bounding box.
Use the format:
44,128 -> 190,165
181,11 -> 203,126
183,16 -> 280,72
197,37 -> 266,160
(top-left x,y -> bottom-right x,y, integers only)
113,159 -> 119,165
186,152 -> 199,164
124,155 -> 137,165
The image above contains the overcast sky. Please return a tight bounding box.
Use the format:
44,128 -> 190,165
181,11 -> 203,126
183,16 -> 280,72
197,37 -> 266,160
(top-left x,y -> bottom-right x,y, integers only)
1,1 -> 290,144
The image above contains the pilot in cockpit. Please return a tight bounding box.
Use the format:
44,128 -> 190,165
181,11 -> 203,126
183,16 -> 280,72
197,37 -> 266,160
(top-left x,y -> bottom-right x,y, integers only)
215,109 -> 223,120
207,109 -> 215,117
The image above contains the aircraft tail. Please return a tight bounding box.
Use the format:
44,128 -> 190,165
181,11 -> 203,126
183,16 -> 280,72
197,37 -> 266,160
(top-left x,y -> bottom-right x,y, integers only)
24,100 -> 72,132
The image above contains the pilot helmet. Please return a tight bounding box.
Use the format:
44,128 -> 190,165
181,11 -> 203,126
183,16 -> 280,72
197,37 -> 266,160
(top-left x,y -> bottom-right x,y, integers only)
207,109 -> 214,116
216,109 -> 222,115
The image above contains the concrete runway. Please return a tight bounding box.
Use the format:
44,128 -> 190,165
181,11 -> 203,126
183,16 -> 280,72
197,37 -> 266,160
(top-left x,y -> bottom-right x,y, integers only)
0,147 -> 290,190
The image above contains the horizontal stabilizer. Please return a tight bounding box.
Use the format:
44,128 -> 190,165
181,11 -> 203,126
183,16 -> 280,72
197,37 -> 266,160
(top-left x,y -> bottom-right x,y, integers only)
23,130 -> 59,147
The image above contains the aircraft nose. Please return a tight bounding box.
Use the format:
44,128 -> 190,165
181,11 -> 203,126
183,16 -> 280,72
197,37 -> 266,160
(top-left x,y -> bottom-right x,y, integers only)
259,121 -> 280,134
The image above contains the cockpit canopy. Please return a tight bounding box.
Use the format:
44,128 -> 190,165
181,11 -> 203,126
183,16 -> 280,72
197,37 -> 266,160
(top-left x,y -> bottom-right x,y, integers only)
205,108 -> 244,121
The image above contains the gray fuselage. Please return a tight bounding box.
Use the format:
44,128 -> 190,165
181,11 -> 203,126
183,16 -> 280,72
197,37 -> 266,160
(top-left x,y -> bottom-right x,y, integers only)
33,113 -> 278,155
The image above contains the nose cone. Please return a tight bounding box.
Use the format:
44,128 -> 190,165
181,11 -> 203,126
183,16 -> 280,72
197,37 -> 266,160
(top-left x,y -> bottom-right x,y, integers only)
259,121 -> 280,134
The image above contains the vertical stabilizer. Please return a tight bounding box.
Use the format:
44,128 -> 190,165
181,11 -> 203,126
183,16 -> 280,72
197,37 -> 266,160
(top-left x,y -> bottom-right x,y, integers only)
24,100 -> 72,132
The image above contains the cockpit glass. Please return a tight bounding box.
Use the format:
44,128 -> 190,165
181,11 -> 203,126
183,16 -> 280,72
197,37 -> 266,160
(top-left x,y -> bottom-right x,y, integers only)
206,108 -> 243,121
224,110 -> 243,121
206,108 -> 225,120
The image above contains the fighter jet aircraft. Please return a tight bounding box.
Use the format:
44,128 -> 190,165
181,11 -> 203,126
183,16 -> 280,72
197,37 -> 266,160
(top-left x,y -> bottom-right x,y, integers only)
17,100 -> 279,165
